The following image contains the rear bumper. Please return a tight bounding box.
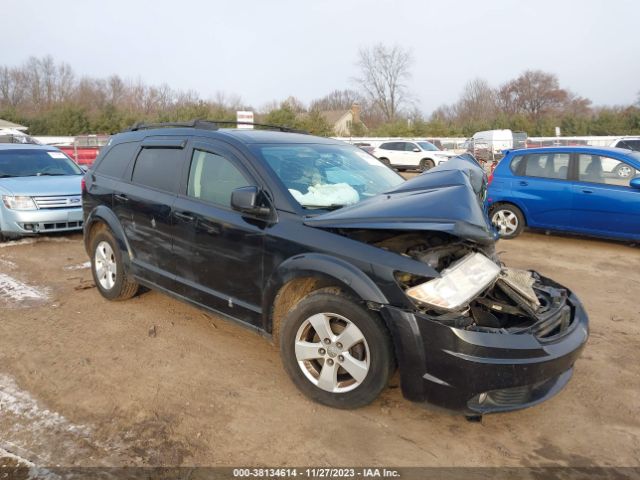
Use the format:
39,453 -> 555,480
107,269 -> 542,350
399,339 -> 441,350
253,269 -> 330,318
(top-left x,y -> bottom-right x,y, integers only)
0,207 -> 83,236
381,283 -> 588,414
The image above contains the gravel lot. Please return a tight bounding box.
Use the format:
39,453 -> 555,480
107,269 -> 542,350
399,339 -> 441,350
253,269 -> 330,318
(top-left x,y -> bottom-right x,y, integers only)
0,231 -> 639,469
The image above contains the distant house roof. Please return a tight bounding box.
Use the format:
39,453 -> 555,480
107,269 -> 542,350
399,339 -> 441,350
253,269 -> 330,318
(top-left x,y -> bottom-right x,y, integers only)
320,110 -> 351,125
0,119 -> 28,131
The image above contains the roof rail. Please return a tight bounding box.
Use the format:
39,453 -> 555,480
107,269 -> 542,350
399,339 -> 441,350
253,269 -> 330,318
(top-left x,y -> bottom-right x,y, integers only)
126,119 -> 307,134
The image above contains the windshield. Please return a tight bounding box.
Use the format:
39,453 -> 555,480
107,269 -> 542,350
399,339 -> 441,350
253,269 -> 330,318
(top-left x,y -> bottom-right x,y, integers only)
254,144 -> 404,209
417,141 -> 439,151
0,149 -> 82,177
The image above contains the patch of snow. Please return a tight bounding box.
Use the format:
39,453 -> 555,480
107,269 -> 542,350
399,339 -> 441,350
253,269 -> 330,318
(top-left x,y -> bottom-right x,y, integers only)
0,274 -> 48,303
63,261 -> 91,271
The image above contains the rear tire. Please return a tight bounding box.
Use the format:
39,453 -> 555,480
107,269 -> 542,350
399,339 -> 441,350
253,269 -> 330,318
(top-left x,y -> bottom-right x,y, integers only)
490,203 -> 525,239
379,158 -> 391,166
90,227 -> 139,300
280,288 -> 394,409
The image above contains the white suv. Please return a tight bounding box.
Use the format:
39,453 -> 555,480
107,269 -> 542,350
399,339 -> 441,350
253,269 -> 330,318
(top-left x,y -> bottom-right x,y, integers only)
610,137 -> 640,153
372,140 -> 458,171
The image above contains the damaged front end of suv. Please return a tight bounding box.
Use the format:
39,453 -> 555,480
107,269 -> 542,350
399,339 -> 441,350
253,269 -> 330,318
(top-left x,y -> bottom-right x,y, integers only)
307,155 -> 588,414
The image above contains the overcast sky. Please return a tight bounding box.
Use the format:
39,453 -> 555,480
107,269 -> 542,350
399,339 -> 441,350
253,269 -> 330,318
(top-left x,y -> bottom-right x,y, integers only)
3,0 -> 639,113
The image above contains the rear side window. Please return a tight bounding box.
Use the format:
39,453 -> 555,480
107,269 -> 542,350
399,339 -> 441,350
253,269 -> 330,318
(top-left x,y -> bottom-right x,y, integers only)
95,142 -> 139,178
131,148 -> 184,193
509,155 -> 524,174
187,149 -> 249,207
522,153 -> 570,180
379,143 -> 393,150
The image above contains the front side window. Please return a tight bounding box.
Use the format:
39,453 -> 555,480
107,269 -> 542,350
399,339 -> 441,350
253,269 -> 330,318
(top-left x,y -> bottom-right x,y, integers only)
0,149 -> 82,177
616,139 -> 640,152
404,143 -> 418,151
187,150 -> 250,207
131,148 -> 183,193
255,144 -> 404,209
578,154 -> 639,186
523,153 -> 570,180
417,141 -> 439,151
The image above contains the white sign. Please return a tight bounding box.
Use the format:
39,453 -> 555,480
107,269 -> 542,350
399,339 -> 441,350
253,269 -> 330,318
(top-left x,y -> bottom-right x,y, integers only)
237,111 -> 254,129
555,126 -> 561,137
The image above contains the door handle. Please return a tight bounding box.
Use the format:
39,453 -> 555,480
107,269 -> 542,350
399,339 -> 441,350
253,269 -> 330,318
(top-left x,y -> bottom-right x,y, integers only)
114,194 -> 129,202
581,189 -> 593,194
174,211 -> 195,222
519,181 -> 528,186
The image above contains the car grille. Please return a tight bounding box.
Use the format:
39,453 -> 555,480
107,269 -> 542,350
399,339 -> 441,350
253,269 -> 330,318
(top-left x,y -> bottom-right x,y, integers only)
33,195 -> 82,209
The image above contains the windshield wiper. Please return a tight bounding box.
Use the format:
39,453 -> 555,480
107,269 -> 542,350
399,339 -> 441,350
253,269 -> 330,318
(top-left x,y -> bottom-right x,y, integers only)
0,174 -> 18,178
36,173 -> 66,176
304,204 -> 346,211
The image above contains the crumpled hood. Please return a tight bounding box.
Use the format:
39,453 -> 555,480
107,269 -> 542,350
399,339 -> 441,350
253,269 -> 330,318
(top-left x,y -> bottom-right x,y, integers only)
0,175 -> 82,196
305,154 -> 497,244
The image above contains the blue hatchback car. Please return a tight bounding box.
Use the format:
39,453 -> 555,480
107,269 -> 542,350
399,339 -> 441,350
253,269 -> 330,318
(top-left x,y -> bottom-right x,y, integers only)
486,146 -> 640,241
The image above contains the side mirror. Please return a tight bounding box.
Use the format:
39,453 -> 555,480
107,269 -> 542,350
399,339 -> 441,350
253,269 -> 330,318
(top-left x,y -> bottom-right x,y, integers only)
231,186 -> 271,217
630,178 -> 640,190
412,148 -> 420,152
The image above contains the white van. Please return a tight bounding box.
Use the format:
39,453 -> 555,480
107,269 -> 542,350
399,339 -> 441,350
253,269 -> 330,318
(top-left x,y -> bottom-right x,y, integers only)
471,129 -> 514,155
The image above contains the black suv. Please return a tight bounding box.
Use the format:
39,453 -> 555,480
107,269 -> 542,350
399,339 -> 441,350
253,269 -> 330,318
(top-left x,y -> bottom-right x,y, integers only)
82,121 -> 588,414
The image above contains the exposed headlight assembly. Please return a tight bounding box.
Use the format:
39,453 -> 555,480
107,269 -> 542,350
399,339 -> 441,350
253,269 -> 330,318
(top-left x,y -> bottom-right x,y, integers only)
2,195 -> 37,211
405,252 -> 501,311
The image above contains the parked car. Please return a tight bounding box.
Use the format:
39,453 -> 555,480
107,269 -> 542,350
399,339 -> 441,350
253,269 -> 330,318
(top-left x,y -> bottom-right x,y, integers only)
371,140 -> 458,171
487,146 -> 640,240
609,137 -> 640,153
83,121 -> 588,415
0,144 -> 84,240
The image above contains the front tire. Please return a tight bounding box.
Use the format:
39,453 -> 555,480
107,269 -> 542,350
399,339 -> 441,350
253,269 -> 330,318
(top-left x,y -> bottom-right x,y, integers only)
614,163 -> 635,178
491,203 -> 525,239
280,289 -> 394,409
419,158 -> 435,172
90,227 -> 139,300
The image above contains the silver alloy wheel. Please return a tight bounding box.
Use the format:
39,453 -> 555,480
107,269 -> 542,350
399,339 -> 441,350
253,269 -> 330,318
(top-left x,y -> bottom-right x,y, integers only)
492,209 -> 519,236
94,241 -> 117,290
616,165 -> 634,178
294,312 -> 370,393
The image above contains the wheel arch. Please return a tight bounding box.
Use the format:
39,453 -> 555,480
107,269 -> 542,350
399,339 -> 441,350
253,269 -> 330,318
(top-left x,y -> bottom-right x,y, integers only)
262,253 -> 390,341
83,206 -> 132,265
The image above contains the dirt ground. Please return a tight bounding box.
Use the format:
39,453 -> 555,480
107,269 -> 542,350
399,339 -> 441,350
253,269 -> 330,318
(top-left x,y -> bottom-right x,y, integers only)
0,230 -> 639,469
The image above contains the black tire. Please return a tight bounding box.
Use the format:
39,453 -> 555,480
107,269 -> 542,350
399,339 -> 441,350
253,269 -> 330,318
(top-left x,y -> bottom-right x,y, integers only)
89,226 -> 139,300
279,288 -> 394,409
490,203 -> 525,239
379,157 -> 391,166
419,158 -> 435,172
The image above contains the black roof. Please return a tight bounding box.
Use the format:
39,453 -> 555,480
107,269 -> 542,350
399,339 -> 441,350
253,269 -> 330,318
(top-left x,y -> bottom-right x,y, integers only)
113,123 -> 342,146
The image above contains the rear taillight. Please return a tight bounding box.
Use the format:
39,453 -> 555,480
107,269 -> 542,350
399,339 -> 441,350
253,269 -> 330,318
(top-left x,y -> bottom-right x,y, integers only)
487,172 -> 494,185
81,177 -> 86,193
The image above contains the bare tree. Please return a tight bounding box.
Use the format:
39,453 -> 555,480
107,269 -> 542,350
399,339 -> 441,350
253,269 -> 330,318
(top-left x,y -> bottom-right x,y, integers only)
310,89 -> 364,111
455,78 -> 497,123
354,44 -> 413,122
497,70 -> 568,120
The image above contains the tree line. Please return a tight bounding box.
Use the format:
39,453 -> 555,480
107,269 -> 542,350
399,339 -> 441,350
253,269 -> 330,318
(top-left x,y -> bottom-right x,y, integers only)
1,51 -> 639,138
